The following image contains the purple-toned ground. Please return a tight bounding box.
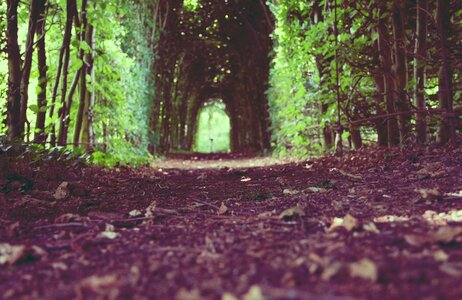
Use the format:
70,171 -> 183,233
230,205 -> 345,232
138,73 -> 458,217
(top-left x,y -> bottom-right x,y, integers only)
1,147 -> 462,299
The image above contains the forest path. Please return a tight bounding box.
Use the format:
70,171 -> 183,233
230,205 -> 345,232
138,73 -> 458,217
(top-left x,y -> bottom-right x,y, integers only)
1,147 -> 462,299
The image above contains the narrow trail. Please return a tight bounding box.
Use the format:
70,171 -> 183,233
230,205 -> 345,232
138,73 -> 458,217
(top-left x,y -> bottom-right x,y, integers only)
1,147 -> 462,299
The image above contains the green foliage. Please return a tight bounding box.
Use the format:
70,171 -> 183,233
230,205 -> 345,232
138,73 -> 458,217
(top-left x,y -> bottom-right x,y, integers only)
0,0 -> 157,166
193,100 -> 231,153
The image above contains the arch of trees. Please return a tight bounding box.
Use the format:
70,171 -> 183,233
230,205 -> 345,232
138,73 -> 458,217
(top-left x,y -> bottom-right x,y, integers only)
150,0 -> 274,153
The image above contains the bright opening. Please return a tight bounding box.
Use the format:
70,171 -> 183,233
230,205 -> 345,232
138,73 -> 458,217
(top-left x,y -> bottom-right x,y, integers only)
193,100 -> 231,153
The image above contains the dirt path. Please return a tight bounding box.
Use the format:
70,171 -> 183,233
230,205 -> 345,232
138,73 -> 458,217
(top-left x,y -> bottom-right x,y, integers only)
1,147 -> 462,299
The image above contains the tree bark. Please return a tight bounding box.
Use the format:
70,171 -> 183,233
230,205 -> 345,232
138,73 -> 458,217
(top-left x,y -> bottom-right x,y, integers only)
436,0 -> 456,144
6,0 -> 22,140
377,8 -> 400,146
34,0 -> 48,145
49,0 -> 75,146
391,0 -> 412,144
414,0 -> 428,144
73,0 -> 88,147
79,24 -> 95,151
57,0 -> 76,146
19,0 -> 41,137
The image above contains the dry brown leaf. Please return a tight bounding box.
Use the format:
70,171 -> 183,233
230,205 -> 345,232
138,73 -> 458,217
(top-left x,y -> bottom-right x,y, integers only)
329,214 -> 359,232
405,226 -> 462,247
283,189 -> 300,195
0,244 -> 25,265
128,209 -> 142,217
258,211 -> 273,218
176,288 -> 202,300
53,182 -> 70,200
242,285 -> 266,300
218,202 -> 228,215
433,250 -> 449,262
222,292 -> 239,300
440,263 -> 462,277
279,207 -> 305,220
79,274 -> 120,294
0,244 -> 47,265
404,234 -> 430,247
321,262 -> 343,281
431,226 -> 462,243
363,222 -> 380,234
349,258 -> 378,282
416,188 -> 441,200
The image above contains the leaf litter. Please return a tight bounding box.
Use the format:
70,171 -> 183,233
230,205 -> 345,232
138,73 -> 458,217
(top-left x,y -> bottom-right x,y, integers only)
1,148 -> 462,299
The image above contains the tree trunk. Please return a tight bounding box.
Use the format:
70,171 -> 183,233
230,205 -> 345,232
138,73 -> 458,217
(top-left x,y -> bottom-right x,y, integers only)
49,0 -> 75,146
436,0 -> 456,144
73,0 -> 89,147
377,9 -> 400,146
414,0 -> 428,144
19,0 -> 41,138
79,24 -> 95,151
6,0 -> 22,140
350,128 -> 363,149
373,72 -> 388,147
391,0 -> 412,144
57,0 -> 76,146
34,0 -> 48,145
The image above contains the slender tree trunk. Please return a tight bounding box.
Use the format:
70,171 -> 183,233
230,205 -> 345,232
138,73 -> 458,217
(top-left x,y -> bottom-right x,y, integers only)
34,0 -> 48,145
80,24 -> 95,151
436,0 -> 456,144
373,72 -> 389,146
19,0 -> 41,138
58,69 -> 81,145
350,128 -> 363,149
391,0 -> 412,144
49,0 -> 75,146
6,0 -> 22,140
377,10 -> 400,146
414,0 -> 428,144
57,0 -> 76,146
73,0 -> 89,147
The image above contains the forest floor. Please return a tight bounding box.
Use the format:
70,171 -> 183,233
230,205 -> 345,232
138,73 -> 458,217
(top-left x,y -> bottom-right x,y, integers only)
1,147 -> 462,300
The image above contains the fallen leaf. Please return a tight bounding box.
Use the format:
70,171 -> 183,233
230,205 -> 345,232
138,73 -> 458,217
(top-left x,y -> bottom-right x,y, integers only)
279,207 -> 305,220
240,177 -> 252,182
97,224 -> 119,239
329,214 -> 359,231
242,285 -> 266,300
218,202 -> 228,215
363,222 -> 380,234
53,182 -> 70,200
433,250 -> 449,262
405,226 -> 462,247
98,231 -> 119,240
415,188 -> 441,200
283,189 -> 300,195
404,234 -> 429,247
128,209 -> 142,217
374,215 -> 410,223
349,258 -> 378,282
258,211 -> 273,218
222,292 -> 239,300
440,263 -> 462,277
431,226 -> 462,243
0,244 -> 25,265
321,262 -> 342,281
79,274 -> 120,293
176,288 -> 202,300
0,244 -> 47,265
55,213 -> 84,223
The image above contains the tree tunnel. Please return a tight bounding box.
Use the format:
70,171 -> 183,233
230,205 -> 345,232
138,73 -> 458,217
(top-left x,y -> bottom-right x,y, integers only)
150,0 -> 274,154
